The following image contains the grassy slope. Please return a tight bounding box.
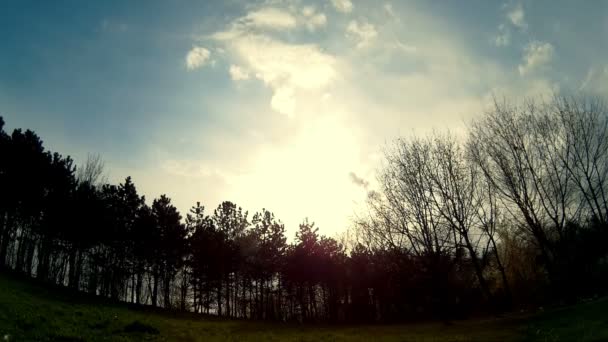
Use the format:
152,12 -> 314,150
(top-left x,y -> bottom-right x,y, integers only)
0,273 -> 606,342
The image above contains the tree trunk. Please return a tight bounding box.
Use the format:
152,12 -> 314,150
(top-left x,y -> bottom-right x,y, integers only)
36,238 -> 51,281
225,273 -> 231,317
463,234 -> 491,300
0,214 -> 14,268
25,240 -> 35,276
217,280 -> 222,316
152,267 -> 159,307
130,269 -> 135,303
15,228 -> 27,273
163,273 -> 171,309
135,269 -> 143,305
67,247 -> 78,289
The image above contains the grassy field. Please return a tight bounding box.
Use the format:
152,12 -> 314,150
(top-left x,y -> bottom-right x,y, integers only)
0,273 -> 606,341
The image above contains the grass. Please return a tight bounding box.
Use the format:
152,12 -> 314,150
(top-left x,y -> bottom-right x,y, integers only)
0,273 -> 606,341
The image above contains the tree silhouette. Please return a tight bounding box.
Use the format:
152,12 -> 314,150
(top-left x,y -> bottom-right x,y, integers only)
152,195 -> 186,308
0,96 -> 607,324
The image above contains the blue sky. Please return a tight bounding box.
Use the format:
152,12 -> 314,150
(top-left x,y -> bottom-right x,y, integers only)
1,0 -> 607,238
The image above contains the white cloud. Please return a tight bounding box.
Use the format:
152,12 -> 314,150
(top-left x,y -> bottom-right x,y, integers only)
579,66 -> 608,94
384,3 -> 396,17
186,46 -> 211,70
231,36 -> 336,89
331,0 -> 353,13
392,41 -> 418,54
243,7 -> 297,30
493,24 -> 511,47
208,6 -> 338,117
178,1 -> 565,238
229,64 -> 250,81
215,32 -> 337,116
300,6 -> 327,31
347,20 -> 378,49
492,3 -> 524,48
270,86 -> 296,118
579,67 -> 595,91
507,3 -> 527,30
162,159 -> 217,179
214,6 -> 326,36
518,41 -> 554,76
302,6 -> 315,17
305,14 -> 327,31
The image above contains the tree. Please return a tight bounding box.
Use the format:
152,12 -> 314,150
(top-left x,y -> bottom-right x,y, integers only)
76,153 -> 108,187
250,209 -> 287,319
66,181 -> 104,289
364,137 -> 459,317
212,201 -> 248,316
0,100 -> 607,324
151,195 -> 186,308
1,128 -> 48,270
132,203 -> 155,304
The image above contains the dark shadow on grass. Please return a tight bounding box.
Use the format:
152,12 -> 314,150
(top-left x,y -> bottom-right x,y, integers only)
48,334 -> 86,342
123,320 -> 160,335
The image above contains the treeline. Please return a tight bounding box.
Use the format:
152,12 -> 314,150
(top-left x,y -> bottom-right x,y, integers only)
0,96 -> 607,323
357,96 -> 608,314
0,116 -> 372,322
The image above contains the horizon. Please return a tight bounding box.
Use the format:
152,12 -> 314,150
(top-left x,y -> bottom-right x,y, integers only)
2,0 -> 608,238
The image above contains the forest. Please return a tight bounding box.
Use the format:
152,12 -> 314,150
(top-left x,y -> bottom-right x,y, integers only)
0,96 -> 607,323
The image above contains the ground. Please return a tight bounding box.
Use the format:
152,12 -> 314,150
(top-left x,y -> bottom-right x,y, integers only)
0,273 -> 606,341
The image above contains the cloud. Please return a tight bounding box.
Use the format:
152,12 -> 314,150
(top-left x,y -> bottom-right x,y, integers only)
186,46 -> 211,70
347,20 -> 378,49
331,0 -> 353,13
579,65 -> 608,94
307,13 -> 327,31
214,30 -> 337,117
579,67 -> 596,91
301,7 -> 327,31
216,6 -> 326,35
391,41 -> 418,54
162,159 -> 217,179
180,1 -> 565,237
302,6 -> 315,17
518,41 -> 554,75
349,172 -> 369,189
208,5 -> 338,116
384,3 -> 396,17
492,3 -> 524,48
270,86 -> 296,118
493,24 -> 511,47
243,7 -> 297,30
229,64 -> 250,80
100,19 -> 128,32
506,3 -> 527,30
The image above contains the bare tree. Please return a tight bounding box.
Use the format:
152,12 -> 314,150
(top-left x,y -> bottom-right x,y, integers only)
553,96 -> 608,224
468,99 -> 559,278
77,153 -> 108,187
376,138 -> 453,258
425,134 -> 492,299
468,96 -> 608,285
473,172 -> 511,301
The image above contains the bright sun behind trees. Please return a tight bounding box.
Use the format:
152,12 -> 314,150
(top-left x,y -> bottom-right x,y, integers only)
0,96 -> 607,323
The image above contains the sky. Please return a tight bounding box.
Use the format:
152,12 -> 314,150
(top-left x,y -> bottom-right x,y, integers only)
1,0 -> 607,239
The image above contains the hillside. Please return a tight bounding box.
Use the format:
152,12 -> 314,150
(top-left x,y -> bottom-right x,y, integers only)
0,273 -> 606,341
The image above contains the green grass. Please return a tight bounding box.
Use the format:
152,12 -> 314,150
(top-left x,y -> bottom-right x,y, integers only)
0,273 -> 606,341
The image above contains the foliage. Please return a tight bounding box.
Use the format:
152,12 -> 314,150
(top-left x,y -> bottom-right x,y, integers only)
0,95 -> 607,325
